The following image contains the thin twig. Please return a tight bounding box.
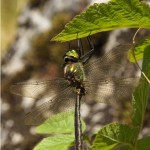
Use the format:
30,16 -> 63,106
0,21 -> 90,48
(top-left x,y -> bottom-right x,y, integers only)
75,89 -> 83,150
132,28 -> 150,84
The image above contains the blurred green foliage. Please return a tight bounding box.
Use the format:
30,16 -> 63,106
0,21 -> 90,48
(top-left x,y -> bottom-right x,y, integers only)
1,0 -> 29,54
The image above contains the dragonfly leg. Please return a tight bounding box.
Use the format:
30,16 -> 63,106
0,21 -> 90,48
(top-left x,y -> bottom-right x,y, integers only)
81,35 -> 94,64
76,32 -> 84,57
87,34 -> 94,51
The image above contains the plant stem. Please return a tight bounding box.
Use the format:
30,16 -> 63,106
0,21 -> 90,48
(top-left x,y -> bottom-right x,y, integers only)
75,89 -> 83,150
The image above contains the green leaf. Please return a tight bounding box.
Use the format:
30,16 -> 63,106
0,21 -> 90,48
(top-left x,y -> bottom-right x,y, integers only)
128,39 -> 150,62
52,0 -> 150,42
91,122 -> 138,150
132,45 -> 150,127
34,134 -> 74,150
36,111 -> 86,134
136,137 -> 150,150
117,145 -> 133,150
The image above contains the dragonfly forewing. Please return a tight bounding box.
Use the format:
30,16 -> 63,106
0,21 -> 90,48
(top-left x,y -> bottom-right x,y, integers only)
84,77 -> 139,104
10,78 -> 70,100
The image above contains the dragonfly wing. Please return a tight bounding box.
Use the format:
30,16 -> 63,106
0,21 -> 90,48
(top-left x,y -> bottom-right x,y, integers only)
84,77 -> 139,104
25,86 -> 76,125
84,44 -> 132,79
10,78 -> 70,100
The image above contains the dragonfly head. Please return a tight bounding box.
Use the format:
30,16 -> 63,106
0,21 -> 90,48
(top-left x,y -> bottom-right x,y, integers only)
64,50 -> 79,63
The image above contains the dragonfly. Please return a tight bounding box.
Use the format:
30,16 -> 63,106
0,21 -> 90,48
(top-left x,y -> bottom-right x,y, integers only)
10,38 -> 139,150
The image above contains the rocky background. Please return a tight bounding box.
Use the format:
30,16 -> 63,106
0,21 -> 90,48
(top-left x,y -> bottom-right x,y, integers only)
1,0 -> 150,150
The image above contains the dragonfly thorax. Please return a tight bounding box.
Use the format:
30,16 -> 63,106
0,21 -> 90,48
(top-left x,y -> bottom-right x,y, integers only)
64,62 -> 86,95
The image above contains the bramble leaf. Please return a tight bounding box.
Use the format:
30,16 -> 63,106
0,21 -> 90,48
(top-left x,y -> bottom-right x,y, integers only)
52,0 -> 150,42
34,134 -> 74,150
128,39 -> 150,62
36,111 -> 86,134
91,122 -> 138,150
132,45 -> 150,126
136,137 -> 150,150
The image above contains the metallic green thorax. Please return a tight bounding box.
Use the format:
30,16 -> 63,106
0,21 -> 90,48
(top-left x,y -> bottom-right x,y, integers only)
64,50 -> 85,94
64,62 -> 85,83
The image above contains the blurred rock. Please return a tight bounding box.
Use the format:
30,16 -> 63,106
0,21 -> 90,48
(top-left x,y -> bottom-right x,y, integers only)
1,0 -> 150,150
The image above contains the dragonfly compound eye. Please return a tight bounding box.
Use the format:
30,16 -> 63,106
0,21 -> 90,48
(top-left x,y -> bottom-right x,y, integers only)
64,50 -> 79,62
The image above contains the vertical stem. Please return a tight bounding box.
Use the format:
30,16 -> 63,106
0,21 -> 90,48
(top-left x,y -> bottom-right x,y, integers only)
75,89 -> 83,150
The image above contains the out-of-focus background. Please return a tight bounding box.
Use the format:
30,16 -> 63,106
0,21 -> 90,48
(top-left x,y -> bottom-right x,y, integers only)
1,0 -> 150,150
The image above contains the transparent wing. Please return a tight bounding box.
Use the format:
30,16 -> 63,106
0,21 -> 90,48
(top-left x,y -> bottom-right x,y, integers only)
10,78 -> 70,100
84,44 -> 131,79
84,77 -> 139,104
25,86 -> 76,125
